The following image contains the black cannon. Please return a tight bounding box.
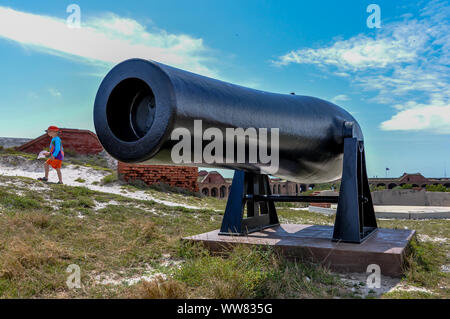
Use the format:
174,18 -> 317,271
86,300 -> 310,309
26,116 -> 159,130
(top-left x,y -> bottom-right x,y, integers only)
94,59 -> 377,243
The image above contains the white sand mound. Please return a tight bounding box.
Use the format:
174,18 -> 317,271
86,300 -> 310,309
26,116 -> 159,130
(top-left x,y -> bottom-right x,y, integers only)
0,155 -> 201,209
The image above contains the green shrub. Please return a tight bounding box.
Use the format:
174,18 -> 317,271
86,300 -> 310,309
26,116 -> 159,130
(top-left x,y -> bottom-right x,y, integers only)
403,237 -> 446,288
64,153 -> 110,170
63,148 -> 79,157
127,178 -> 148,189
101,172 -> 118,185
370,185 -> 386,191
426,184 -> 449,192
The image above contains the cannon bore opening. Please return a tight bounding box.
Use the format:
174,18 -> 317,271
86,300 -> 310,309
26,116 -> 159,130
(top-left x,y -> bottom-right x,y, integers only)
106,78 -> 156,142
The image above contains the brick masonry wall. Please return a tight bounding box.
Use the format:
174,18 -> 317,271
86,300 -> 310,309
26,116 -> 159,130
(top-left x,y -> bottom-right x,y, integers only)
118,162 -> 199,192
17,129 -> 103,155
309,191 -> 332,208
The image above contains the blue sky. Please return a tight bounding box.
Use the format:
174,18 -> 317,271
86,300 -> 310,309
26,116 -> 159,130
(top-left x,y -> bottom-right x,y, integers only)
0,0 -> 449,178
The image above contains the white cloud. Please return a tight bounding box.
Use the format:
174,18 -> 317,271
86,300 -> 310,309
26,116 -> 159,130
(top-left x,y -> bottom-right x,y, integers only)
275,30 -> 423,71
380,101 -> 450,134
274,1 -> 450,134
332,94 -> 350,103
0,7 -> 217,77
48,88 -> 61,97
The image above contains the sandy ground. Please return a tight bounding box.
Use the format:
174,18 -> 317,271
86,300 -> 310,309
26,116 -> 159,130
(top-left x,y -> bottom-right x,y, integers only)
0,155 -> 201,209
92,254 -> 183,286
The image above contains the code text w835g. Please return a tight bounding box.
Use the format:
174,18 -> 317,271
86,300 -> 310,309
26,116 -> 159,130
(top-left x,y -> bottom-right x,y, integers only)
220,303 -> 272,314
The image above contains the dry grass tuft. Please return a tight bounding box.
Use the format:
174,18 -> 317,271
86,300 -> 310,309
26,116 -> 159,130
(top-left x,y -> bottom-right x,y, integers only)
0,238 -> 66,280
132,276 -> 188,299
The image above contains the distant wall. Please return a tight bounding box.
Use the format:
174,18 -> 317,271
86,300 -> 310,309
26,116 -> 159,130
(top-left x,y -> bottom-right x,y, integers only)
309,190 -> 339,208
372,189 -> 450,206
0,137 -> 32,149
118,162 -> 199,192
17,129 -> 103,155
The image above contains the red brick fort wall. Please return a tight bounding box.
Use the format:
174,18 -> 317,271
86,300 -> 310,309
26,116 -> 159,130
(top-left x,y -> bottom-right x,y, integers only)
17,128 -> 103,155
118,162 -> 199,192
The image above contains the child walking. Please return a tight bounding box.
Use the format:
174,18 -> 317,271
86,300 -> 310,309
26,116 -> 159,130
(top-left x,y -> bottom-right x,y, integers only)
38,126 -> 65,184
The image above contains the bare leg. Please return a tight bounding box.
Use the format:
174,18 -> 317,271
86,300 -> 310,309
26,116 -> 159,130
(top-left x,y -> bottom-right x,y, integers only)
45,163 -> 49,179
56,168 -> 63,183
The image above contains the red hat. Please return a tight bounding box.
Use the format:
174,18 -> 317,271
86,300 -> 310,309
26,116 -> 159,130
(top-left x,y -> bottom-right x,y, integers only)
46,126 -> 59,132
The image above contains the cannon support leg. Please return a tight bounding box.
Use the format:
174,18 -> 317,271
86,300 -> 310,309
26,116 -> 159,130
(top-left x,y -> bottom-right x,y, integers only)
332,137 -> 378,243
219,134 -> 377,243
219,170 -> 279,235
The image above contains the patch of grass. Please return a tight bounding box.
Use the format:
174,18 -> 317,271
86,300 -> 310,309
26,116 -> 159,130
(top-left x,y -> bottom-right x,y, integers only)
0,174 -> 448,299
49,184 -> 96,200
278,208 -> 335,225
0,183 -> 210,297
61,196 -> 95,209
173,244 -> 344,298
0,148 -> 36,160
130,276 -> 188,299
125,179 -> 203,198
74,178 -> 85,183
64,153 -> 110,171
382,290 -> 436,299
101,172 -> 118,185
148,182 -> 203,198
403,237 -> 447,288
0,189 -> 43,210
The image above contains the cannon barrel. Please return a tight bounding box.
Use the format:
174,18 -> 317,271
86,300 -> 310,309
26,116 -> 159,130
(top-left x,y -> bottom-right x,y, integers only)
94,58 -> 363,183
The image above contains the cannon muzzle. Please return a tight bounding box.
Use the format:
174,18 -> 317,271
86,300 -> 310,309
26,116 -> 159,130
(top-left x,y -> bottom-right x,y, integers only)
94,59 -> 363,183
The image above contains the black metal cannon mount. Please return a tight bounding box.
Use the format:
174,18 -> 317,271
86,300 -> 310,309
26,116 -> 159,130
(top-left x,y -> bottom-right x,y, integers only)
94,59 -> 378,244
220,122 -> 377,243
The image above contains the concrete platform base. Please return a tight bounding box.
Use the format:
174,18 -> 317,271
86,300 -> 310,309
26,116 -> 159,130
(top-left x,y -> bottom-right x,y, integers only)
183,224 -> 416,277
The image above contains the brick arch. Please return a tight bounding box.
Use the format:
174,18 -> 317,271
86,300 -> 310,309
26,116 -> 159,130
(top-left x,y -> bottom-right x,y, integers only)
211,187 -> 218,198
201,188 -> 209,196
220,185 -> 227,198
272,184 -> 277,194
